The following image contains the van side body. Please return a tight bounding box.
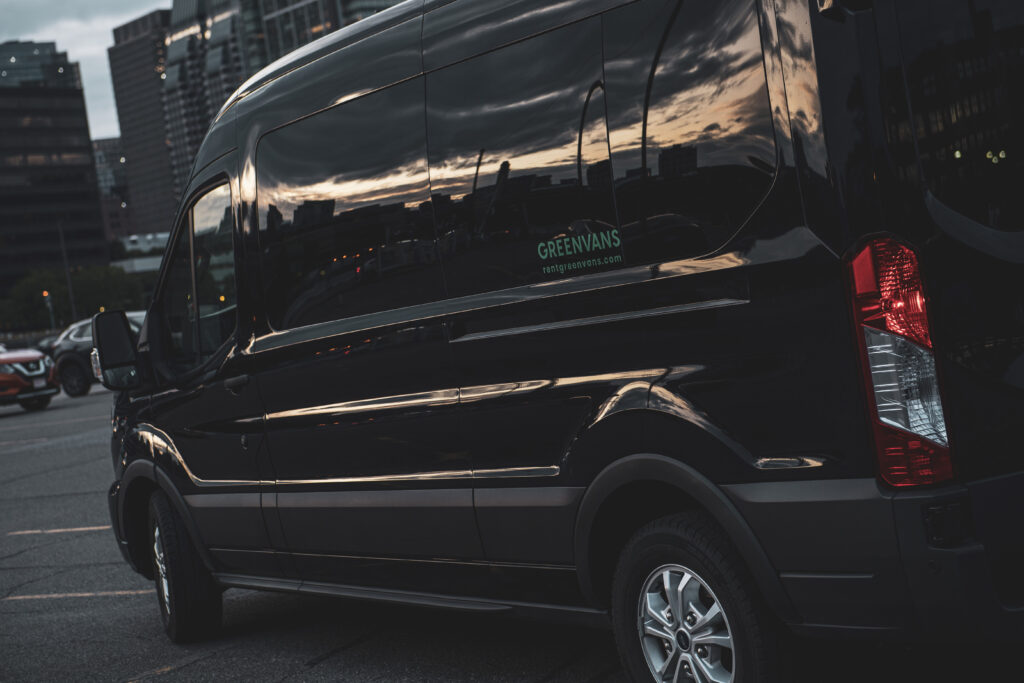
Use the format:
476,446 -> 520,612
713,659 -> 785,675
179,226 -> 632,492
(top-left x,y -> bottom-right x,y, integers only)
105,0 -> 1024,658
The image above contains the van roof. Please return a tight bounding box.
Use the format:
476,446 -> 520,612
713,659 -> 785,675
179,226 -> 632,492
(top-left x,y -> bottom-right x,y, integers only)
210,0 -> 422,126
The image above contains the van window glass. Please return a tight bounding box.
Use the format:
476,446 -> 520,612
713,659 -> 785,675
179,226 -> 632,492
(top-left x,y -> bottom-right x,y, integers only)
426,18 -> 618,298
192,184 -> 236,357
155,222 -> 197,374
894,0 -> 1022,231
603,0 -> 777,259
256,78 -> 443,330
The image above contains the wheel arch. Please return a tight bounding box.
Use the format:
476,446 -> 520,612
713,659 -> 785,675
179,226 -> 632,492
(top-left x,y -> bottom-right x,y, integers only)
118,459 -> 217,578
573,453 -> 797,622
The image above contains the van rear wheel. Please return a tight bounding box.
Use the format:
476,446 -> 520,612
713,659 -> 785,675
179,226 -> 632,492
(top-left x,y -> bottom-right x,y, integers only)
148,490 -> 222,642
611,512 -> 779,683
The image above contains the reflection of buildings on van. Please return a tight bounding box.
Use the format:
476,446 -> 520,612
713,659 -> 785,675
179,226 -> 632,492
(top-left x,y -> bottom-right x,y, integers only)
429,141 -> 760,278
586,159 -> 612,191
657,144 -> 697,178
292,199 -> 335,229
267,198 -> 439,327
888,3 -> 1022,230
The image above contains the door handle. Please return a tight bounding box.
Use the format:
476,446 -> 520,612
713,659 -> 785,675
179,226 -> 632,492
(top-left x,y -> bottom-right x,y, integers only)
224,374 -> 249,394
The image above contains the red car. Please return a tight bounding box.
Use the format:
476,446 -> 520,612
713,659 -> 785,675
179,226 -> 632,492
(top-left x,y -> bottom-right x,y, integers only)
0,344 -> 59,411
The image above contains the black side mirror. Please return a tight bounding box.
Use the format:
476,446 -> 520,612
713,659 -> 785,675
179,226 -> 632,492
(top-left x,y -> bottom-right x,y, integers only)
92,311 -> 141,390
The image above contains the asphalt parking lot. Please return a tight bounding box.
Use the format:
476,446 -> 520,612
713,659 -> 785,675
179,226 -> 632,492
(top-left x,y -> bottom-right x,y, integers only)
0,390 -> 1017,682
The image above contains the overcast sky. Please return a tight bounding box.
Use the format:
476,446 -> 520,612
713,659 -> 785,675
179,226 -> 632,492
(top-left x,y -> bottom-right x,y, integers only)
0,0 -> 169,139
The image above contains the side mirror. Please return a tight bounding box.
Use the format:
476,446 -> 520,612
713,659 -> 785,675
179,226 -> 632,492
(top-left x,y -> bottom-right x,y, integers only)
91,311 -> 141,390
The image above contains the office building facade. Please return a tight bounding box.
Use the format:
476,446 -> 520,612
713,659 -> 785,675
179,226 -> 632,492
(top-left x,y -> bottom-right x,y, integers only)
340,0 -> 399,25
0,41 -> 108,297
93,137 -> 134,239
150,0 -> 401,201
109,10 -> 179,235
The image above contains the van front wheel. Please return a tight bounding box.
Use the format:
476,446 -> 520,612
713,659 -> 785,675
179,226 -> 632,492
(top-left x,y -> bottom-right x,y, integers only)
148,490 -> 222,642
611,512 -> 779,683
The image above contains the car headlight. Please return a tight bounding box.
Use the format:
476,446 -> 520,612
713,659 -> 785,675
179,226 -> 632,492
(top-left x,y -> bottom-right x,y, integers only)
0,363 -> 14,373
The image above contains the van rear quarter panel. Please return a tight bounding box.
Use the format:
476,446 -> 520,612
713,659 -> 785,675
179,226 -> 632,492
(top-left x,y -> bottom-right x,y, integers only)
435,0 -> 878,576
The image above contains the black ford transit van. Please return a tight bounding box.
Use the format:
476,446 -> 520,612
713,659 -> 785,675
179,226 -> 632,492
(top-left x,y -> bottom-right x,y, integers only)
93,0 -> 1024,680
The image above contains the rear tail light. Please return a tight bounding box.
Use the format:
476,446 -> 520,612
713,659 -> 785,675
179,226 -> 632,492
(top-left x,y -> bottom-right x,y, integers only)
848,237 -> 953,487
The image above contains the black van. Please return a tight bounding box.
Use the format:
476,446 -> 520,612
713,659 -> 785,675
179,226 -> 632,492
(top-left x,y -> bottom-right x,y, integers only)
92,0 -> 1024,680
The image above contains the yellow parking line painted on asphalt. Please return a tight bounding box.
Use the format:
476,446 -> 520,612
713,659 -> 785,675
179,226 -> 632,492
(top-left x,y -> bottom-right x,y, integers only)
7,524 -> 111,536
3,589 -> 154,601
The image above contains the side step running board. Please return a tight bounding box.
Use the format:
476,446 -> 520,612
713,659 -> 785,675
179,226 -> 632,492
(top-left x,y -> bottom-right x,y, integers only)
214,573 -> 609,626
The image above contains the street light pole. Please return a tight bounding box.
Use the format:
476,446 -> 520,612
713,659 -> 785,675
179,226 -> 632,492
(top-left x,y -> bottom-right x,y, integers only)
57,220 -> 78,321
42,291 -> 55,330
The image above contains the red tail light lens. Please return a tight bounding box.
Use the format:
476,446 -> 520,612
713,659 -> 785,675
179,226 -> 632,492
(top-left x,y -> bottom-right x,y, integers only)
874,427 -> 953,488
847,238 -> 953,487
850,238 -> 931,348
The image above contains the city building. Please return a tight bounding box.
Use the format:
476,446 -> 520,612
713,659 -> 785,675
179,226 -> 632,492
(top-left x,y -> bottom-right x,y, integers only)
259,1 -> 403,63
206,1 -> 269,123
262,0 -> 341,63
109,10 -> 179,235
93,137 -> 134,239
163,3 -> 214,193
136,0 -> 401,202
0,41 -> 108,298
340,0 -> 399,25
163,0 -> 268,192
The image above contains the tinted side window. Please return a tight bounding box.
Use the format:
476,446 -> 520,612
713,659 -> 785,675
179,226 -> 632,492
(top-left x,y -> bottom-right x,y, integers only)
257,79 -> 443,330
155,222 -> 197,375
894,0 -> 1023,231
154,181 -> 236,379
192,184 -> 236,358
603,0 -> 777,260
426,18 -> 618,298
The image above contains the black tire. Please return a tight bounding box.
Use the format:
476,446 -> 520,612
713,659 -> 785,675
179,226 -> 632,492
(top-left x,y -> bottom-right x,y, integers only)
18,397 -> 51,412
59,362 -> 90,397
612,512 -> 781,683
148,490 -> 222,643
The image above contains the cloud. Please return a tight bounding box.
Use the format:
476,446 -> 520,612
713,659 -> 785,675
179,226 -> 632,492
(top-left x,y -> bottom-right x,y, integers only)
1,2 -> 168,139
0,0 -> 158,37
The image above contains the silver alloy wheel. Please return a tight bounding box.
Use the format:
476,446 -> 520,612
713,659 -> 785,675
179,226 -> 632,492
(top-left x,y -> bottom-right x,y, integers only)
637,564 -> 734,683
153,522 -> 171,615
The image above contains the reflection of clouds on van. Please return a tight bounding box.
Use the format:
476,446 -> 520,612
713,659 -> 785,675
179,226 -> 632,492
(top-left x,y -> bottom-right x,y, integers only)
255,75 -> 444,331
